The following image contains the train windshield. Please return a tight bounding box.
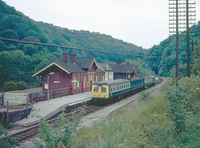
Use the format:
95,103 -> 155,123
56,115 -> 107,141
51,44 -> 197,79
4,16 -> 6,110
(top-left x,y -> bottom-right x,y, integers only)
93,87 -> 98,92
101,87 -> 107,92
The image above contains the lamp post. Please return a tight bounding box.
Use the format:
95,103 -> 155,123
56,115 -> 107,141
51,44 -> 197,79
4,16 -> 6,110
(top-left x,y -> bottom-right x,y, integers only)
47,72 -> 54,101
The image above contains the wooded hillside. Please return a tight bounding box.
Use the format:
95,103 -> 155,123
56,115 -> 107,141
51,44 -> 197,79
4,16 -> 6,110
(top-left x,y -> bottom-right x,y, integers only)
0,1 -> 149,86
147,21 -> 200,77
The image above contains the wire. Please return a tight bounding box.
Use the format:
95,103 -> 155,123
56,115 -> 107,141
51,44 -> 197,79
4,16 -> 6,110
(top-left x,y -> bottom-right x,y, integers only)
0,37 -> 161,58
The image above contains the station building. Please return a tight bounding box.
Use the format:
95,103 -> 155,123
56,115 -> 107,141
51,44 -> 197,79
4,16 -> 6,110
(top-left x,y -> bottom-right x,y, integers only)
32,51 -> 139,95
32,51 -> 104,94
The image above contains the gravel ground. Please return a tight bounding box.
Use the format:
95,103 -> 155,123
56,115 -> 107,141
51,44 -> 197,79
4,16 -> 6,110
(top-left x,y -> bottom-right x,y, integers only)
21,79 -> 166,147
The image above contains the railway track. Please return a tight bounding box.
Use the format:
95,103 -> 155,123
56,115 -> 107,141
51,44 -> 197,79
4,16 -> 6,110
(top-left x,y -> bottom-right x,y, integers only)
10,77 -> 164,143
11,103 -> 101,142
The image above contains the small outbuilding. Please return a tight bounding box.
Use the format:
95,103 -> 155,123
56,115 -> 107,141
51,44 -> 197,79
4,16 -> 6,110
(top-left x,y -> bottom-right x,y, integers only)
98,61 -> 114,81
109,60 -> 139,79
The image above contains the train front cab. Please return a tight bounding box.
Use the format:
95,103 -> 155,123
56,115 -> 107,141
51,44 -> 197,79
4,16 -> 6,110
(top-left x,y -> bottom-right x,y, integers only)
92,84 -> 109,105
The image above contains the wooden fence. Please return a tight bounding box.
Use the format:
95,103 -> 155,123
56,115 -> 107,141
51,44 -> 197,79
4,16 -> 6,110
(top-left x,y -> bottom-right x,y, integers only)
29,87 -> 71,103
0,92 -> 4,105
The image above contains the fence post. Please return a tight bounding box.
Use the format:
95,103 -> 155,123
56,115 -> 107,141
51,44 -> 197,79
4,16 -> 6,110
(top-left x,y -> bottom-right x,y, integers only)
53,90 -> 55,99
1,92 -> 4,105
26,96 -> 28,119
36,92 -> 38,103
6,100 -> 9,125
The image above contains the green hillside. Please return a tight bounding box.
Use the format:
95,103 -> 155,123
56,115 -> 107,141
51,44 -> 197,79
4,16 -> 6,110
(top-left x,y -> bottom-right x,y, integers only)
0,0 -> 149,86
147,21 -> 200,77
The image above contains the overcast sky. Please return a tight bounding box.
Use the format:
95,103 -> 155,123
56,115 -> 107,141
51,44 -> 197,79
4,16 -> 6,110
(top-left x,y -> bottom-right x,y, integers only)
2,0 -> 200,49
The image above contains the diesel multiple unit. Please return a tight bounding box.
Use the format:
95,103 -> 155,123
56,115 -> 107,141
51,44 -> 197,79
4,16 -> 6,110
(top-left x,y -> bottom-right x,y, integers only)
92,76 -> 156,105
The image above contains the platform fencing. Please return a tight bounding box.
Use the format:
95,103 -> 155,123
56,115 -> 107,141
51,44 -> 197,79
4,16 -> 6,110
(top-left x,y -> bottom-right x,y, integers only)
0,92 -> 4,105
28,87 -> 71,103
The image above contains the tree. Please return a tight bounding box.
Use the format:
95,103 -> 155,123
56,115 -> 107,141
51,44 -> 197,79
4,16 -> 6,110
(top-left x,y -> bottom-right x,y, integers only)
191,44 -> 200,75
0,29 -> 18,39
0,15 -> 20,31
23,44 -> 38,55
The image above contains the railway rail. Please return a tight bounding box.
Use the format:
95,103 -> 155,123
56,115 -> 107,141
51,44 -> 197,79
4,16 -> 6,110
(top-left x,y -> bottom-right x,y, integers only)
9,77 -> 163,143
10,103 -> 101,142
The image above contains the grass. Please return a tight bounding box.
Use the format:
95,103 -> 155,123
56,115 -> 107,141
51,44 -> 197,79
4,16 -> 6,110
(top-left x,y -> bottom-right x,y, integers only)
6,87 -> 42,93
72,91 -> 171,148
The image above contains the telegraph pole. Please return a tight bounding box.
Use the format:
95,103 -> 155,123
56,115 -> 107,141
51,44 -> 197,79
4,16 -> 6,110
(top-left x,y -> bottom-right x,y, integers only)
169,0 -> 196,83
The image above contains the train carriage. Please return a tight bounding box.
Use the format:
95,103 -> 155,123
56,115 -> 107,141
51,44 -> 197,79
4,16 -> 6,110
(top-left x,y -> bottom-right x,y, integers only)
143,76 -> 156,87
130,77 -> 144,90
92,76 -> 157,105
92,79 -> 130,105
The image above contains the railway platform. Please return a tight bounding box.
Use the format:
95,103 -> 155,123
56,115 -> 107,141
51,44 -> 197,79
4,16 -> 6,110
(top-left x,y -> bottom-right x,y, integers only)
13,91 -> 92,127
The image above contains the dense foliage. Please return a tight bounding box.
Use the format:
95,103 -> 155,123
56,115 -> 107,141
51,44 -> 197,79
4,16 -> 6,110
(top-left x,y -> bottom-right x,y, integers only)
192,44 -> 200,75
0,1 -> 150,87
34,108 -> 85,148
147,21 -> 200,77
0,124 -> 19,147
1,0 -> 199,85
71,74 -> 200,147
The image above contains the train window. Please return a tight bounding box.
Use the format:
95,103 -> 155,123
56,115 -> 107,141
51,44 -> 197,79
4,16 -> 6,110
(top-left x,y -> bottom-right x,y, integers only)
101,87 -> 107,92
93,87 -> 98,92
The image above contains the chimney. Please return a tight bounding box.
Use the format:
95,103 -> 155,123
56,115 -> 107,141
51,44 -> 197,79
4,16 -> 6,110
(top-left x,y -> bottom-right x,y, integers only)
117,60 -> 121,70
63,50 -> 68,63
71,52 -> 77,63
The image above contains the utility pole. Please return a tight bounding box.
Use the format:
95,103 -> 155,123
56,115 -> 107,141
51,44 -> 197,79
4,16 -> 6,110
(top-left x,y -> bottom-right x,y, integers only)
169,0 -> 196,83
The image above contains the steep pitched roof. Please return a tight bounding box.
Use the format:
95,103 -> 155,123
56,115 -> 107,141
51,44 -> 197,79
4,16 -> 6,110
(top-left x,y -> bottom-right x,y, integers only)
109,64 -> 134,73
76,57 -> 96,70
98,63 -> 113,71
96,68 -> 105,73
32,58 -> 85,77
50,57 -> 86,73
53,61 -> 85,73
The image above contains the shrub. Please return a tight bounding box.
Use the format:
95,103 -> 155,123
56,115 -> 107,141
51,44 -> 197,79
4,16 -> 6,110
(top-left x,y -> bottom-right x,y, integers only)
0,124 -> 19,147
4,81 -> 27,91
164,85 -> 190,134
16,81 -> 27,90
35,107 -> 85,148
4,81 -> 17,91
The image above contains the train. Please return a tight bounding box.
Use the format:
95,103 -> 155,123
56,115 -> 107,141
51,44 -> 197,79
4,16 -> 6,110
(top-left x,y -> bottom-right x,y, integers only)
91,76 -> 157,105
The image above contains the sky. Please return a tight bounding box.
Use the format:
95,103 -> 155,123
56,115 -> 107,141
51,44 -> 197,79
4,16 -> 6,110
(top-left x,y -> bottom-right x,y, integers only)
2,0 -> 200,49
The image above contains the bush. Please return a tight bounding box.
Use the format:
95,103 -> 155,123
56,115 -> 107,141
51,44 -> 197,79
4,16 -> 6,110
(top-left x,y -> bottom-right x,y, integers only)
35,107 -> 85,148
0,124 -> 19,147
4,81 -> 17,91
16,81 -> 27,90
4,81 -> 27,91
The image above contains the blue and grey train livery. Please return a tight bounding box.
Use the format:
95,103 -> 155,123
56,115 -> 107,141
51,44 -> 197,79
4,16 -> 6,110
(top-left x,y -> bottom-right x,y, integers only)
92,76 -> 156,105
